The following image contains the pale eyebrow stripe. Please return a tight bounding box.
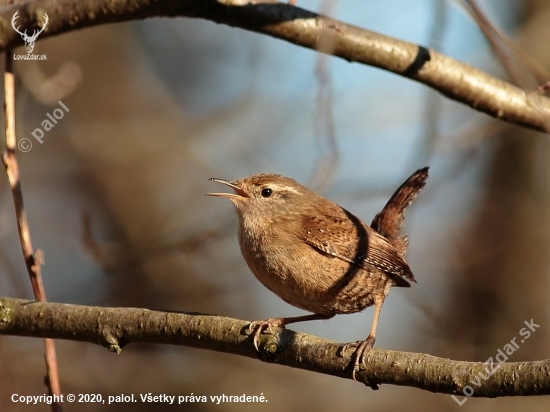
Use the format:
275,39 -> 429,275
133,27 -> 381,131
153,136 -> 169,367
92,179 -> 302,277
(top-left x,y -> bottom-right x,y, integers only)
269,183 -> 302,195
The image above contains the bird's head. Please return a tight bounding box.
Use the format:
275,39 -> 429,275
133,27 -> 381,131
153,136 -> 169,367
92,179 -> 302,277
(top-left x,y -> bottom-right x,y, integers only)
207,173 -> 313,222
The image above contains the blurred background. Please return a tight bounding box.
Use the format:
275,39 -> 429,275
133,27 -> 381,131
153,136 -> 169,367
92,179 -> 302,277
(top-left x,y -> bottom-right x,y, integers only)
1,0 -> 550,410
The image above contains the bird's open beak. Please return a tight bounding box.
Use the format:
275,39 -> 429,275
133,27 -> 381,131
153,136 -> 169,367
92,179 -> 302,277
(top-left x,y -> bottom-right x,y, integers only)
206,178 -> 249,199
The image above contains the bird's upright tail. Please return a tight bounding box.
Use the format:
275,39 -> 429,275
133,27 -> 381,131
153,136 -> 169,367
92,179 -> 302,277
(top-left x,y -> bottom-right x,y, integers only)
370,167 -> 429,258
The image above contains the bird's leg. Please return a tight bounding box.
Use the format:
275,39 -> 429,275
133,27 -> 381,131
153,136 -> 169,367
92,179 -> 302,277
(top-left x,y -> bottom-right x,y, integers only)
248,313 -> 334,350
343,295 -> 385,383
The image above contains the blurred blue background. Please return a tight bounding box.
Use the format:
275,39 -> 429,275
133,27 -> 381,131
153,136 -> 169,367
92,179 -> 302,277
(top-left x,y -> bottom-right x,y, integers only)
1,0 -> 549,411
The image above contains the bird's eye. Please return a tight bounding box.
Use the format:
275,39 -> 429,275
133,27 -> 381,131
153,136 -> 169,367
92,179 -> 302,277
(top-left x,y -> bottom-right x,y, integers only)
261,188 -> 273,198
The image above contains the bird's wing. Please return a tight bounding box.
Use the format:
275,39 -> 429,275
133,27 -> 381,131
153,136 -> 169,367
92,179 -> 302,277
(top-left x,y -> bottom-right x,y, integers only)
296,205 -> 416,283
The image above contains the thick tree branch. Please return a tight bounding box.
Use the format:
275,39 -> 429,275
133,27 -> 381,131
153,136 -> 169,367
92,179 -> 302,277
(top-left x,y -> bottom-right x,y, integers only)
0,0 -> 548,132
1,297 -> 549,397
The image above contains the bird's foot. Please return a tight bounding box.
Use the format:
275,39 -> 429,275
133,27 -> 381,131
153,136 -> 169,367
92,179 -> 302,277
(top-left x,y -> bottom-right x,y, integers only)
247,318 -> 286,351
343,335 -> 377,385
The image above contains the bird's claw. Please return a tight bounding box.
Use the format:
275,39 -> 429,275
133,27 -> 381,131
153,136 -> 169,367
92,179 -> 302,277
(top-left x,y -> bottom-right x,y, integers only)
247,318 -> 285,351
343,335 -> 376,383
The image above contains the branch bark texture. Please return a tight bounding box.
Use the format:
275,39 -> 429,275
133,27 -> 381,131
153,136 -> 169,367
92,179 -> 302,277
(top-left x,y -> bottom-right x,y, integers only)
0,0 -> 549,132
1,297 -> 549,397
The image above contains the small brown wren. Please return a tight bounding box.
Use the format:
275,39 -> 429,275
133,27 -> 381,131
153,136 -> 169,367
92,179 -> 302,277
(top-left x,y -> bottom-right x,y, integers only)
207,168 -> 428,380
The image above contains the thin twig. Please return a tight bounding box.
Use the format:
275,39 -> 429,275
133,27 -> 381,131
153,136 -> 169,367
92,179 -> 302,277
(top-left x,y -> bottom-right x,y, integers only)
459,0 -> 549,89
308,0 -> 339,191
407,0 -> 448,171
461,0 -> 528,88
2,4 -> 63,409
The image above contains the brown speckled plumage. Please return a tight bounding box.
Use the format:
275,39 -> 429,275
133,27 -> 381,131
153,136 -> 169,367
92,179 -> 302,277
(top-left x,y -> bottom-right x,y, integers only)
208,168 -> 428,381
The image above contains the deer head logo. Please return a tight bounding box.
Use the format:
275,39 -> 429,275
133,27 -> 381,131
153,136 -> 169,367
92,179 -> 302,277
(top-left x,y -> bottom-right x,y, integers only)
11,11 -> 49,54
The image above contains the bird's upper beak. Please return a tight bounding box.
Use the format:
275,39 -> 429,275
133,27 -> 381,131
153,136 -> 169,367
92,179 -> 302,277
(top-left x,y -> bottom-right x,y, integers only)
206,178 -> 249,199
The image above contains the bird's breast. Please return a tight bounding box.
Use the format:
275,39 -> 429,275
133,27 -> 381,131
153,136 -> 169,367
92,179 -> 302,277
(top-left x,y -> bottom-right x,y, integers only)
237,220 -> 385,315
